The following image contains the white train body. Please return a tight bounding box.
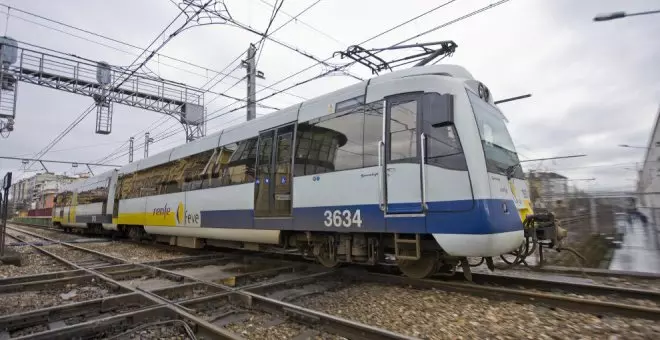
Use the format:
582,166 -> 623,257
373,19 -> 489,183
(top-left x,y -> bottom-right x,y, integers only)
54,65 -> 533,276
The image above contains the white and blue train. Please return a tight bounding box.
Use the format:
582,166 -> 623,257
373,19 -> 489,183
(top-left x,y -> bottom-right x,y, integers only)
53,64 -> 534,278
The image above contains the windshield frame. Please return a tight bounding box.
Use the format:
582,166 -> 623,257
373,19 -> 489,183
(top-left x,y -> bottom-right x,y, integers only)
466,88 -> 524,179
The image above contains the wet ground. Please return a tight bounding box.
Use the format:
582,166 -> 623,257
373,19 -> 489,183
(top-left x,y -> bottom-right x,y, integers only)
609,218 -> 660,274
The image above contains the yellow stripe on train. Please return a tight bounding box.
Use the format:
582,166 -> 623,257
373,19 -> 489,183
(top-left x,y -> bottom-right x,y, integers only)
115,212 -> 178,226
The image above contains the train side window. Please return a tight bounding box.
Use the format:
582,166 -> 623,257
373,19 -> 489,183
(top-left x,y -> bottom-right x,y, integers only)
178,149 -> 215,192
221,137 -> 258,185
208,143 -> 237,188
295,107 -> 365,176
363,101 -> 383,167
316,109 -> 364,172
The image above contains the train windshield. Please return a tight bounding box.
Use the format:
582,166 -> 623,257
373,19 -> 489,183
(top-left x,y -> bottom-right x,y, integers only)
467,90 -> 524,179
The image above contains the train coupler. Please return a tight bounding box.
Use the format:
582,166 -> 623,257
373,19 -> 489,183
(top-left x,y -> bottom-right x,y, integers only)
523,213 -> 567,249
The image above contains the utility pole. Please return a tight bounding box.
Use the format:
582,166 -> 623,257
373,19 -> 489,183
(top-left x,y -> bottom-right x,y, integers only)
241,43 -> 265,121
144,132 -> 153,159
129,137 -> 134,163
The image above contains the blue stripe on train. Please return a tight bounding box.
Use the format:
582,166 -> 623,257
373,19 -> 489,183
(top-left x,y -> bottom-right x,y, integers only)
199,199 -> 522,235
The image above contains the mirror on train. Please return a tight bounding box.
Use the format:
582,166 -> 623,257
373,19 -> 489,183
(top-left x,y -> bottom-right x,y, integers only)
422,93 -> 454,127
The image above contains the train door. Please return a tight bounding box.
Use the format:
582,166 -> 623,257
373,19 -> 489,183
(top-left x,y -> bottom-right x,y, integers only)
254,123 -> 295,219
382,93 -> 424,214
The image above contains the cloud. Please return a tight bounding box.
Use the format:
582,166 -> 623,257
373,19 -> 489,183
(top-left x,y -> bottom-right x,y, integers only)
0,0 -> 658,194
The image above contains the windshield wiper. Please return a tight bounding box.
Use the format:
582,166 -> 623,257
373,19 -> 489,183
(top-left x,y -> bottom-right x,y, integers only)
505,162 -> 521,180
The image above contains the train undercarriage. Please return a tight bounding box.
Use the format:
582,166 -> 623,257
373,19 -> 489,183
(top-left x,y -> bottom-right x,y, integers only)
54,212 -> 566,280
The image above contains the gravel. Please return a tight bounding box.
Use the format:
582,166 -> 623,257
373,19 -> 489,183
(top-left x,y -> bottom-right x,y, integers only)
124,325 -> 189,340
297,283 -> 660,339
0,280 -> 116,315
223,311 -> 344,340
93,319 -> 195,340
41,244 -> 106,264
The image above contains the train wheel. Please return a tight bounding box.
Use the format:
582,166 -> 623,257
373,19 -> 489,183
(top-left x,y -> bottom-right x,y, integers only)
314,242 -> 339,268
397,251 -> 439,279
127,227 -> 144,241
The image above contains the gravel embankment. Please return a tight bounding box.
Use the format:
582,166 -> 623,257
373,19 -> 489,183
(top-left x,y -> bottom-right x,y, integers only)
12,225 -> 93,241
0,280 -> 116,315
0,247 -> 70,278
297,283 -> 660,339
595,276 -> 660,292
76,242 -> 191,263
1,236 -> 70,278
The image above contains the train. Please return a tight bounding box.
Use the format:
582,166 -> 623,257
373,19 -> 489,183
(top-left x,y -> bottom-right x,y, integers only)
51,64 -> 537,279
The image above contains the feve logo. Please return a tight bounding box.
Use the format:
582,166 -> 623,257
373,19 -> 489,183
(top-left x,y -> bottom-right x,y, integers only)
175,201 -> 200,225
176,202 -> 185,224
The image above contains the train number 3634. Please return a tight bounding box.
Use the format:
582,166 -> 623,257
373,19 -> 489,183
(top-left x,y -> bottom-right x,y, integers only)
323,209 -> 363,228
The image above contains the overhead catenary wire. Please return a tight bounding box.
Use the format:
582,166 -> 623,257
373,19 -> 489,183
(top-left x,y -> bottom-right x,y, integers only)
99,0 -> 470,162
254,0 -> 285,66
98,0 -> 513,166
257,0 -> 344,45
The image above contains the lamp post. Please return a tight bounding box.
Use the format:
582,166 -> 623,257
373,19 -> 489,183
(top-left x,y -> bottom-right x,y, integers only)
594,9 -> 660,21
618,144 -> 650,150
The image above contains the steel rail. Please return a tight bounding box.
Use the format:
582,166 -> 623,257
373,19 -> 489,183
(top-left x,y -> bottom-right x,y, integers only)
532,266 -> 660,279
457,272 -> 660,303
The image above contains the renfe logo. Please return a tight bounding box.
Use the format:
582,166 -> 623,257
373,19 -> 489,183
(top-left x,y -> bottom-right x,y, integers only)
153,204 -> 171,218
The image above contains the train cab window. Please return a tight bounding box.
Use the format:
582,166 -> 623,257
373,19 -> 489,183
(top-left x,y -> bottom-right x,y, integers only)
425,126 -> 468,171
467,90 -> 522,178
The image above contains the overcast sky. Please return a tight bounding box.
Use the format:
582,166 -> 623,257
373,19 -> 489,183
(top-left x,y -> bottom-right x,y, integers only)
0,0 -> 658,192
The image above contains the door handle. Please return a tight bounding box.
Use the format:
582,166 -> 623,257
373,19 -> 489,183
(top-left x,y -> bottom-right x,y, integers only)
378,140 -> 386,212
420,133 -> 428,210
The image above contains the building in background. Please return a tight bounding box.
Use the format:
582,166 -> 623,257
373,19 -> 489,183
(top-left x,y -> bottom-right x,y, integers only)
10,172 -> 80,215
528,171 -> 569,210
637,105 -> 660,224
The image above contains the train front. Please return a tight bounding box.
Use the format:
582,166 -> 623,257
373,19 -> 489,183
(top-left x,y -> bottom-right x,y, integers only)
427,75 -> 532,260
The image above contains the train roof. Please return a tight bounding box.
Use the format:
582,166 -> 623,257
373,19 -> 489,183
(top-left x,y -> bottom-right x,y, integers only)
118,64 -> 482,175
58,169 -> 115,192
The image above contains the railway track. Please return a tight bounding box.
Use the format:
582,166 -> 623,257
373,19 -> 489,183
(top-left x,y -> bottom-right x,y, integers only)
4,223 -> 660,338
